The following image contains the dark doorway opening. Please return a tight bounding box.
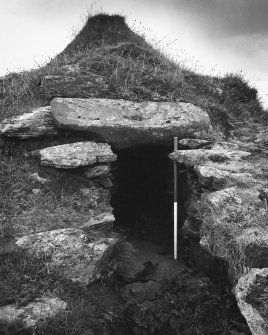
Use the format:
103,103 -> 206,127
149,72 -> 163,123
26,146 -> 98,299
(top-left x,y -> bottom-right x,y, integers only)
110,145 -> 252,334
111,145 -> 188,248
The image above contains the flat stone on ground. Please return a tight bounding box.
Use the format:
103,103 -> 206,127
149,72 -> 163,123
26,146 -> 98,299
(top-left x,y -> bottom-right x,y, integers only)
51,98 -> 212,148
36,141 -> 117,168
16,228 -> 117,285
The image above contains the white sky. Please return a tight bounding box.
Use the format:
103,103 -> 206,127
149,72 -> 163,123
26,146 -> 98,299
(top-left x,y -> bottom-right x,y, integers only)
0,0 -> 268,107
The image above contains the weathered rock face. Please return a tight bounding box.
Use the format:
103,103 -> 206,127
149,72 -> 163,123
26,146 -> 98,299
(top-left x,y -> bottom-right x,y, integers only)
235,268 -> 268,335
170,139 -> 268,334
169,142 -> 265,189
16,228 -> 117,285
194,165 -> 255,189
0,297 -> 66,330
170,143 -> 251,167
50,98 -> 212,148
170,143 -> 268,273
35,141 -> 117,168
0,106 -> 59,138
200,187 -> 268,269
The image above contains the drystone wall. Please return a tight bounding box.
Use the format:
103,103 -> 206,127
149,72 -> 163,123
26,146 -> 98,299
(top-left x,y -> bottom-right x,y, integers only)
0,98 -> 213,332
1,96 -> 267,333
170,138 -> 268,335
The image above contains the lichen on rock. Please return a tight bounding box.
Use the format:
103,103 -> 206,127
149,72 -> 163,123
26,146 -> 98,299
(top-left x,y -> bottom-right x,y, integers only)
35,141 -> 117,168
170,139 -> 268,333
16,228 -> 118,285
50,97 -> 212,148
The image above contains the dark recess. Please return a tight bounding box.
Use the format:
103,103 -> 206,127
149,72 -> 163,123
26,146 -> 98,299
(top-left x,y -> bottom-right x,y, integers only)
110,145 -> 251,334
111,145 -> 189,249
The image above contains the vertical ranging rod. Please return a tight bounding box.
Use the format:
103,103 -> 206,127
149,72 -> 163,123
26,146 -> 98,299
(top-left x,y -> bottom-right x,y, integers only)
174,137 -> 178,260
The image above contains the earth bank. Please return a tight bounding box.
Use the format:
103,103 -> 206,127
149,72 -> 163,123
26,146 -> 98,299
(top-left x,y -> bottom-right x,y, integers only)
0,13 -> 267,335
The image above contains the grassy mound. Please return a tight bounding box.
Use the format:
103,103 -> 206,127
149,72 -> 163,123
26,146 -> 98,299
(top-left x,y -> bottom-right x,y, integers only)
0,14 -> 266,136
0,13 -> 259,335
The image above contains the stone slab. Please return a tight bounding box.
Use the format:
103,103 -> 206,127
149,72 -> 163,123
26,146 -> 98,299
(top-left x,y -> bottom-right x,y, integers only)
37,141 -> 117,168
194,165 -> 255,189
169,145 -> 251,167
0,106 -> 59,138
51,98 -> 212,148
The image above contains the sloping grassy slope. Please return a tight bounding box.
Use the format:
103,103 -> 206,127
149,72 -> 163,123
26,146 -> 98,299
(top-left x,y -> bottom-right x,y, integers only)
0,13 -> 262,334
0,14 -> 266,136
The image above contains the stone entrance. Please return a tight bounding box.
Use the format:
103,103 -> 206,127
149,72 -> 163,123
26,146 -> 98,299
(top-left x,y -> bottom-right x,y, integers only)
111,145 -> 189,250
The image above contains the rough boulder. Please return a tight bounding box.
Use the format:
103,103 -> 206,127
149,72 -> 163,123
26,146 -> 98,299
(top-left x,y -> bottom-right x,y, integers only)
16,228 -> 117,285
170,139 -> 268,334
